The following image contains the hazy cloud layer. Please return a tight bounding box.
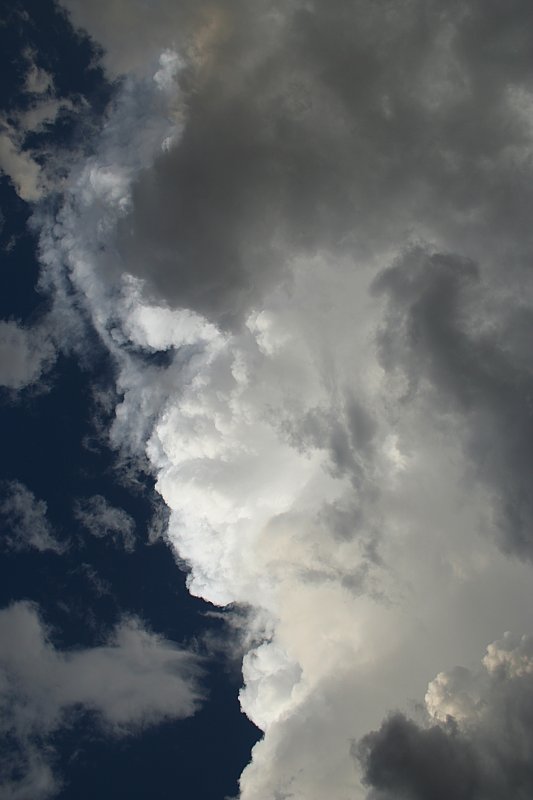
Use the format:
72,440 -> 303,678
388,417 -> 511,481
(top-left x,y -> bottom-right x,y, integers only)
33,1 -> 533,797
0,601 -> 204,798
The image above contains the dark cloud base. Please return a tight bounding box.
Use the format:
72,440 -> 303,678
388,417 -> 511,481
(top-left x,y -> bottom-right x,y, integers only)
373,246 -> 533,558
358,702 -> 533,800
119,0 -> 533,326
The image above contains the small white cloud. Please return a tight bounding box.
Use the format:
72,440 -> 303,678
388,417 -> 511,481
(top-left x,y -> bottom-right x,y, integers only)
0,601 -> 204,798
23,49 -> 54,95
0,481 -> 64,554
425,665 -> 485,723
18,98 -> 72,135
0,132 -> 45,202
25,66 -> 53,96
483,631 -> 533,678
0,48 -> 76,202
0,320 -> 56,390
122,285 -> 219,351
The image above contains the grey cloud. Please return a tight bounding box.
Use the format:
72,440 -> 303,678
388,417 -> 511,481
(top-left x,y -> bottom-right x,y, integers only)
280,395 -> 378,490
61,0 -> 226,76
146,494 -> 170,543
0,45 -> 76,203
110,0 -> 533,327
358,714 -> 482,800
346,399 -> 377,455
372,246 -> 533,558
0,130 -> 45,202
0,320 -> 56,390
0,481 -> 64,554
74,494 -> 136,551
357,632 -> 533,800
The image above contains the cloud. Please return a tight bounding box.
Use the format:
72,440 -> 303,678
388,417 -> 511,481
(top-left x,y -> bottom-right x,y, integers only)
60,0 -> 229,77
25,61 -> 53,95
358,632 -> 533,800
74,494 -> 136,551
0,481 -> 64,554
372,245 -> 533,558
146,495 -> 170,543
0,131 -> 45,202
0,746 -> 59,800
0,48 -> 77,202
0,601 -> 204,799
61,0 -> 533,327
31,1 -> 533,798
0,320 -> 56,391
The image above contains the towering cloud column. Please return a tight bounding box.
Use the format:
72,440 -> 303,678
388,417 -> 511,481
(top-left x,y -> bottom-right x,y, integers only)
35,1 -> 533,796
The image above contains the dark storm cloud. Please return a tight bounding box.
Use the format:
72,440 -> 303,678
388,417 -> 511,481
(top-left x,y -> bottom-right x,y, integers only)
357,714 -> 483,800
357,646 -> 533,800
372,246 -> 533,558
116,0 -> 533,326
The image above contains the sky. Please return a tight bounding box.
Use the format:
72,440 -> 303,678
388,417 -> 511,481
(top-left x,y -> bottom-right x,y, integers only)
2,1 -> 533,798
